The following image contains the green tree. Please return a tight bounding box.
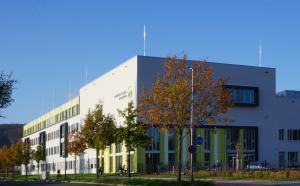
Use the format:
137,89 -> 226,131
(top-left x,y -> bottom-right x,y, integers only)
82,102 -> 117,178
32,144 -> 45,175
138,54 -> 232,182
0,72 -> 16,117
22,141 -> 31,178
118,101 -> 150,178
68,130 -> 87,174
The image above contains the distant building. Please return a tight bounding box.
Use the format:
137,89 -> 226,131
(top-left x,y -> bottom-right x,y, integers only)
277,90 -> 300,99
22,56 -> 300,175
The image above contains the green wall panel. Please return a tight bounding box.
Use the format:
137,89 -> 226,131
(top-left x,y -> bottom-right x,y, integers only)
239,128 -> 244,169
218,128 -> 226,168
196,128 -> 204,167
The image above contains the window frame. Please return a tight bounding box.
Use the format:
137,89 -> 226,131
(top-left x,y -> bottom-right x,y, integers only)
224,85 -> 259,106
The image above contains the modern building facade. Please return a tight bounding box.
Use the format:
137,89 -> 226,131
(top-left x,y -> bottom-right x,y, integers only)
22,55 -> 300,175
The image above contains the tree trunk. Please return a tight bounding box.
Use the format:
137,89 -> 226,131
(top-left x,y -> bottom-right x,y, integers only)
127,150 -> 131,178
96,148 -> 99,178
25,164 -> 28,178
177,130 -> 183,182
74,155 -> 77,175
38,162 -> 39,175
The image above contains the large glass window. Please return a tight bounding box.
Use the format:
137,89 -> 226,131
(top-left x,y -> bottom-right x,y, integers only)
109,145 -> 113,154
244,128 -> 256,151
168,128 -> 175,151
204,128 -> 210,151
227,128 -> 240,151
109,156 -> 113,173
204,152 -> 210,168
115,156 -> 122,172
225,85 -> 258,106
116,143 -> 122,153
288,129 -> 300,140
288,151 -> 298,167
279,152 -> 285,168
279,129 -> 284,141
146,128 -> 160,151
168,153 -> 175,166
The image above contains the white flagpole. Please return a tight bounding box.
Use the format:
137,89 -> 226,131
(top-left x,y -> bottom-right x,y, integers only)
85,64 -> 88,82
259,40 -> 262,67
144,24 -> 146,56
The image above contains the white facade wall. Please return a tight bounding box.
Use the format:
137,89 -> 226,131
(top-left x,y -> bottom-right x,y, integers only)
22,55 -> 300,175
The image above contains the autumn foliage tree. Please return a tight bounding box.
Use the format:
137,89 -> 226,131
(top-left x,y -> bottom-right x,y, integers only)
82,102 -> 117,178
68,130 -> 87,174
11,140 -> 24,173
117,101 -> 150,178
138,54 -> 232,182
0,146 -> 11,176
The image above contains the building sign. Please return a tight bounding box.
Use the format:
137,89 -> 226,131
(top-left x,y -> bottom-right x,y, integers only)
114,91 -> 127,100
114,87 -> 133,100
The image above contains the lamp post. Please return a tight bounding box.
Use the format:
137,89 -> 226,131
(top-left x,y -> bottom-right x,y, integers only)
189,67 -> 194,182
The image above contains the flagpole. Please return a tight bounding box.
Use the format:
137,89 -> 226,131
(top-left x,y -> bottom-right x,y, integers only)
144,24 -> 146,56
259,40 -> 262,67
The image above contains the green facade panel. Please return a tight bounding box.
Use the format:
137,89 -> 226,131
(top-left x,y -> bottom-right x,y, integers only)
196,128 -> 204,168
136,147 -> 145,172
239,128 -> 244,169
217,128 -> 226,168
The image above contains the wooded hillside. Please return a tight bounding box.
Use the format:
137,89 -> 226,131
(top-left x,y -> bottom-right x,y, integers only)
0,124 -> 23,147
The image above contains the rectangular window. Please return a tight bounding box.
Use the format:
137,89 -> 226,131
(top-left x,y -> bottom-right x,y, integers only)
168,153 -> 175,166
227,128 -> 240,151
115,156 -> 122,172
146,128 -> 160,151
68,108 -> 72,118
109,156 -> 113,173
204,128 -> 210,150
76,104 -> 80,115
279,152 -> 285,168
224,85 -> 259,106
109,145 -> 113,154
116,143 -> 122,153
287,129 -> 300,140
168,128 -> 175,151
72,106 -> 76,116
288,151 -> 298,167
279,129 -> 284,141
244,128 -> 256,151
204,152 -> 210,168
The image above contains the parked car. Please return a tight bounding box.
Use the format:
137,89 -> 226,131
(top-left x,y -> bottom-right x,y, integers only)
246,161 -> 271,171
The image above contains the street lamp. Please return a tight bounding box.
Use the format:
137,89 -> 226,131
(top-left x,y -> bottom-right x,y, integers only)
189,67 -> 194,182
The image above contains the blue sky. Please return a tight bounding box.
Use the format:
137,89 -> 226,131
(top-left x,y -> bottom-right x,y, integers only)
0,0 -> 299,124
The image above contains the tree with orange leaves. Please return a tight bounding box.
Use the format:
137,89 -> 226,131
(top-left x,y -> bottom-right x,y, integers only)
0,146 -> 9,176
138,54 -> 232,182
68,130 -> 87,175
11,140 -> 24,174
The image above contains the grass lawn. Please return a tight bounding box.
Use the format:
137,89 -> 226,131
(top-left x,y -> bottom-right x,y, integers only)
2,174 -> 214,186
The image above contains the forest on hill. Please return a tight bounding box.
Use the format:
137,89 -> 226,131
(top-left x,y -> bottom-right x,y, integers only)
0,124 -> 23,147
